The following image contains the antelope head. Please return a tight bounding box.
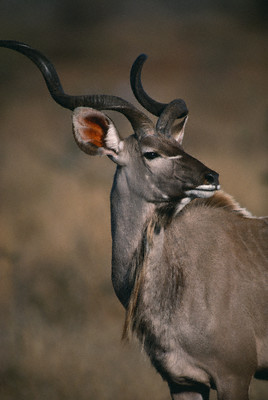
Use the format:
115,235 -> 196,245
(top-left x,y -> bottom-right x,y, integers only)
71,54 -> 219,205
0,42 -> 219,207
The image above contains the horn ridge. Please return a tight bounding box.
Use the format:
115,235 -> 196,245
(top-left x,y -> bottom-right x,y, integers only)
0,40 -> 65,104
130,53 -> 167,116
0,40 -> 153,133
130,53 -> 189,135
156,99 -> 188,136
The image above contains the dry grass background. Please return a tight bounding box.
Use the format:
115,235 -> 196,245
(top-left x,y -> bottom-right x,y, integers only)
0,1 -> 267,399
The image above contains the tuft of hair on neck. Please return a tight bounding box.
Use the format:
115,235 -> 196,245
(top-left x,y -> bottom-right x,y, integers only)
191,190 -> 253,218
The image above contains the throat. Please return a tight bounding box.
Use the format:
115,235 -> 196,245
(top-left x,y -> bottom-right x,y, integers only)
110,171 -> 156,307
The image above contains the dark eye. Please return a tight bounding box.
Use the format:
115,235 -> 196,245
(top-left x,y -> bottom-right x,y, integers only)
143,152 -> 160,160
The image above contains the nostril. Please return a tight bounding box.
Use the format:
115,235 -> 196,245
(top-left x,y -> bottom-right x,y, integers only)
205,172 -> 219,186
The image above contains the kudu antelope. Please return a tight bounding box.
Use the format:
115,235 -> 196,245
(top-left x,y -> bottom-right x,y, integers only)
1,41 -> 267,400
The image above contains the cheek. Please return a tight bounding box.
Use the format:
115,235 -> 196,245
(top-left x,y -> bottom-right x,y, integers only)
164,181 -> 185,198
137,161 -> 186,200
149,175 -> 185,200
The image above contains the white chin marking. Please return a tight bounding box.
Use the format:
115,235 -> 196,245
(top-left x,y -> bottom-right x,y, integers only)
175,197 -> 191,215
185,184 -> 220,199
187,190 -> 215,199
196,184 -> 220,191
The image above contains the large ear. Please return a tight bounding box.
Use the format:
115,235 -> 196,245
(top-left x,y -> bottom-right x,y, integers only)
72,107 -> 123,158
171,115 -> 188,145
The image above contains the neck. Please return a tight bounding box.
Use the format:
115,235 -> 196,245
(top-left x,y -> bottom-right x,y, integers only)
110,167 -> 155,308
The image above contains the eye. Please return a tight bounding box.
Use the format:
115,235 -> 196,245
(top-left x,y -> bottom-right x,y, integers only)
143,152 -> 160,160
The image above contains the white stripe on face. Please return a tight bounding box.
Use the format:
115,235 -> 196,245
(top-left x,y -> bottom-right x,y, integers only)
167,155 -> 183,160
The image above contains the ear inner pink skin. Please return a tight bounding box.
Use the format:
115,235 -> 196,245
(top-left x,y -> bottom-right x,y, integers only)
79,115 -> 109,148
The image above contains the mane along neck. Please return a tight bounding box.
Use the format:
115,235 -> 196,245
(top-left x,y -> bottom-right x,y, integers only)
189,190 -> 253,218
122,202 -> 183,341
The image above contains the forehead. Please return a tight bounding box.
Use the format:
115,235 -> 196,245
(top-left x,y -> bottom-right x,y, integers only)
139,134 -> 183,157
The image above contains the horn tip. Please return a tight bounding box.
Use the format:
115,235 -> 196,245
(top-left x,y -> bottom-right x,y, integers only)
138,53 -> 147,62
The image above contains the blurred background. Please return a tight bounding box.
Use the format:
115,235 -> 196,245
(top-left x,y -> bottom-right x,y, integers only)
0,1 -> 267,399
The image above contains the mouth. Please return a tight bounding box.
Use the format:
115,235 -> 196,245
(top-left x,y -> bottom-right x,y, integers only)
185,184 -> 221,199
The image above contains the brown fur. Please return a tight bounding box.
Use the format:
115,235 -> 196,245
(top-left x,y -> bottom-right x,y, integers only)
122,190 -> 254,341
122,215 -> 159,340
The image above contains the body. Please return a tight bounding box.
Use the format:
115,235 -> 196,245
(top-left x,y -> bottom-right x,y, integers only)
123,195 -> 268,397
